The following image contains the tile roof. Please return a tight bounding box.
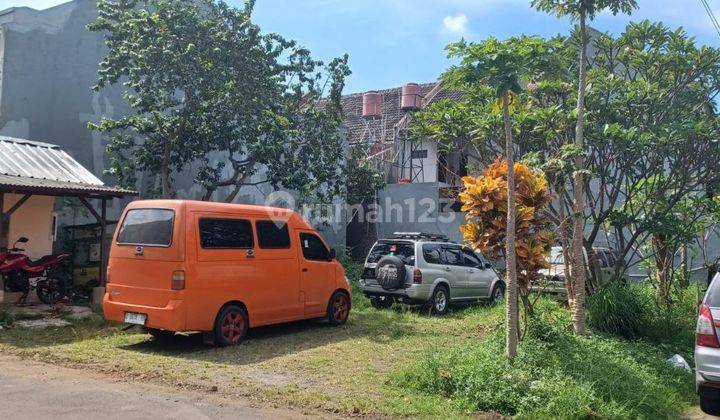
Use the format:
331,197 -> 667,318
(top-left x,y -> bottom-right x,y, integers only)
0,136 -> 136,197
340,82 -> 463,146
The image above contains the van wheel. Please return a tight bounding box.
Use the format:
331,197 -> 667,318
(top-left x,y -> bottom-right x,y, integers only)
429,285 -> 449,315
370,296 -> 394,309
327,291 -> 350,326
214,305 -> 248,346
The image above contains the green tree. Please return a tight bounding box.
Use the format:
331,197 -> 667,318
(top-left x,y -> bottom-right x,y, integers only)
413,21 -> 720,315
89,0 -> 350,203
532,0 -> 637,335
445,36 -> 560,359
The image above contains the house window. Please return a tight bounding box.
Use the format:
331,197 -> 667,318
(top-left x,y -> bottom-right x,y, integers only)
411,149 -> 428,159
50,212 -> 58,241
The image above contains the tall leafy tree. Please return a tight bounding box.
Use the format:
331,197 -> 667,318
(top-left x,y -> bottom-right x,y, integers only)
445,36 -> 559,359
532,0 -> 637,335
413,21 -> 720,317
89,0 -> 350,203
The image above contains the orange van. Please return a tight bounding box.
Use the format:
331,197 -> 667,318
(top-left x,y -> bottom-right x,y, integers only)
103,200 -> 351,346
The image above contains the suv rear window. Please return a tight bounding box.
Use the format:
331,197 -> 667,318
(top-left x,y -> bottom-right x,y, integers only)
367,241 -> 415,264
117,209 -> 174,246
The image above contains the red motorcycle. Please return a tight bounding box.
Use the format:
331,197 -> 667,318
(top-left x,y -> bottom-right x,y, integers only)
0,237 -> 30,270
1,237 -> 71,304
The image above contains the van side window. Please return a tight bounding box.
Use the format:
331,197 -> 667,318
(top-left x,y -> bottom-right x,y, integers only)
199,218 -> 254,249
422,244 -> 444,265
300,233 -> 330,261
256,221 -> 290,249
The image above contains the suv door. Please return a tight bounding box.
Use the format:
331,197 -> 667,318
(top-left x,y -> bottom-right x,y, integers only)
441,245 -> 469,299
421,243 -> 458,292
461,248 -> 493,298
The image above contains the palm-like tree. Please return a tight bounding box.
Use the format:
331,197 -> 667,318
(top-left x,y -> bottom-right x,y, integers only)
446,36 -> 555,359
532,0 -> 637,335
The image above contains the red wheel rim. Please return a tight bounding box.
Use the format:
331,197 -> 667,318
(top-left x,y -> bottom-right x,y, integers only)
332,295 -> 349,322
221,311 -> 245,343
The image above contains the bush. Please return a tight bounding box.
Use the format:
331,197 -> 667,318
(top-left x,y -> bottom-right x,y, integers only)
586,283 -> 647,340
342,260 -> 370,310
394,304 -> 696,419
587,283 -> 698,353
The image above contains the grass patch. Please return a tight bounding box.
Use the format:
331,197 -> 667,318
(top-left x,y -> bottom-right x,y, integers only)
0,265 -> 698,418
394,299 -> 696,419
587,283 -> 698,355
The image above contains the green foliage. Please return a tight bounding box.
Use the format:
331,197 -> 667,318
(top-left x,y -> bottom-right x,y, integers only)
586,283 -> 648,340
89,0 -> 350,202
0,309 -> 14,327
445,35 -> 569,100
413,21 -> 720,277
587,283 -> 698,351
394,301 -> 695,419
531,0 -> 637,20
345,145 -> 385,205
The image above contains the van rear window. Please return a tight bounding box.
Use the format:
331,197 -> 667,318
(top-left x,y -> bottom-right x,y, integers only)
117,209 -> 174,246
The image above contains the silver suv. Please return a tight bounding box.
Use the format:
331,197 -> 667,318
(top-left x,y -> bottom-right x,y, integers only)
696,272 -> 720,415
358,232 -> 505,315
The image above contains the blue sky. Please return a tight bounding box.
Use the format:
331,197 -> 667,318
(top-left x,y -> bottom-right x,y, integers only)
9,0 -> 720,93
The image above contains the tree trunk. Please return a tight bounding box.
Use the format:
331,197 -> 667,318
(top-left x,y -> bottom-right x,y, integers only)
653,233 -> 673,307
680,243 -> 688,289
160,136 -> 172,199
502,93 -> 518,360
571,11 -> 588,336
557,190 -> 574,307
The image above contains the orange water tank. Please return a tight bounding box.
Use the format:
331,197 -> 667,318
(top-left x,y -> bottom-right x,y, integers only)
363,92 -> 382,118
401,83 -> 422,110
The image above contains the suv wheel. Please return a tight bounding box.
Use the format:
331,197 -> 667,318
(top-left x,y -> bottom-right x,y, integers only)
701,394 -> 720,416
370,296 -> 394,309
429,285 -> 449,315
490,283 -> 505,305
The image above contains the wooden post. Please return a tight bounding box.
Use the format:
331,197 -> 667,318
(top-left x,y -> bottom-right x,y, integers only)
0,192 -> 5,250
100,198 -> 107,287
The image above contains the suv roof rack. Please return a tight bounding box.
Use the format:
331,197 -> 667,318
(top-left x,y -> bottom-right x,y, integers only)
391,232 -> 449,242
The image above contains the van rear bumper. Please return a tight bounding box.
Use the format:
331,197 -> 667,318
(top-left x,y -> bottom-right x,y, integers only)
103,294 -> 186,331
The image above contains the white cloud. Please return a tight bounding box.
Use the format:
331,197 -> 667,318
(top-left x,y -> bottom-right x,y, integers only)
442,14 -> 469,35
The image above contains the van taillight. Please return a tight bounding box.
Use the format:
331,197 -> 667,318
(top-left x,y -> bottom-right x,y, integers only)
171,271 -> 185,290
413,268 -> 422,284
697,304 -> 720,348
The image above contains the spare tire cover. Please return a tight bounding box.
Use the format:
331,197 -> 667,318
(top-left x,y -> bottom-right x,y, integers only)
375,255 -> 407,290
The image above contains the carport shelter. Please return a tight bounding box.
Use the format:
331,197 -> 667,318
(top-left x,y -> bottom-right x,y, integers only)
0,136 -> 136,301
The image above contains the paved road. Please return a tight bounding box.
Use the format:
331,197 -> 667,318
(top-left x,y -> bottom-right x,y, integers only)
0,355 -> 313,420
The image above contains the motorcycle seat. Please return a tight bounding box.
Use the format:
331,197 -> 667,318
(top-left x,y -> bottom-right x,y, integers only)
25,255 -> 60,267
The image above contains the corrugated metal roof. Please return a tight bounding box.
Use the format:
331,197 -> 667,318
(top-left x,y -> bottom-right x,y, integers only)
0,136 -> 136,197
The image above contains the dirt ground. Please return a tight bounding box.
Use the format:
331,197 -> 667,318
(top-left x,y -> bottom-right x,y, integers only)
0,354 -> 332,419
